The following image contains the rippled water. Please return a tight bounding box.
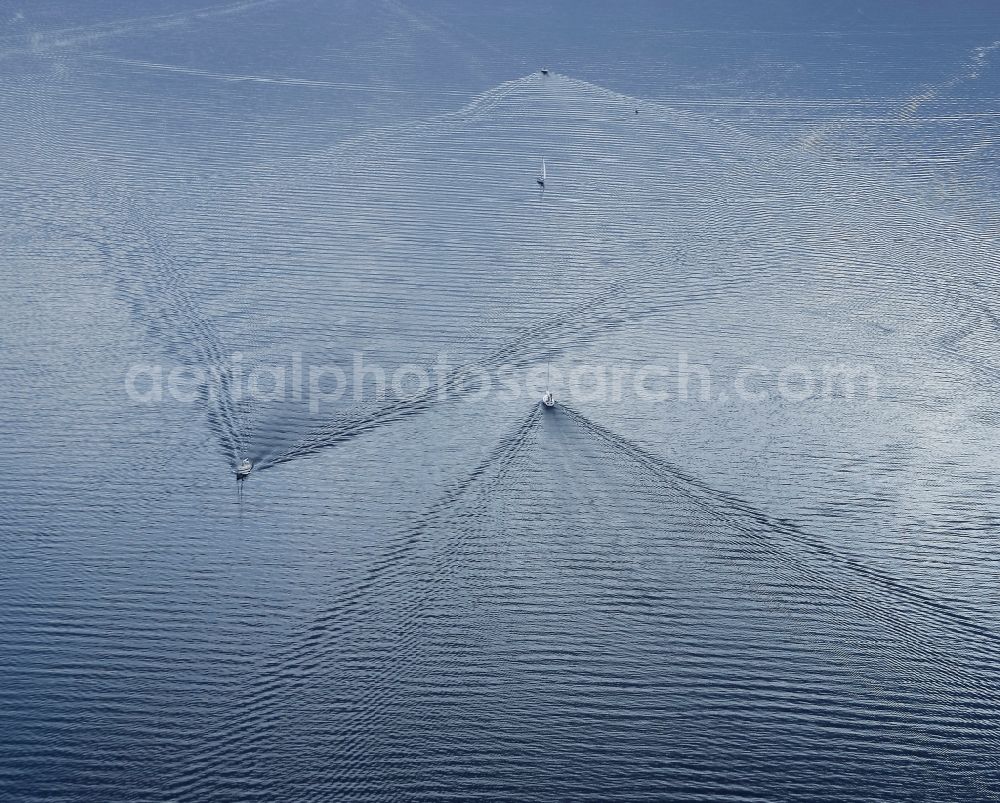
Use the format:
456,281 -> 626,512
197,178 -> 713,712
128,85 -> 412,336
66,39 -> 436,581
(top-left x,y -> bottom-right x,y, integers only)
2,1 -> 1000,800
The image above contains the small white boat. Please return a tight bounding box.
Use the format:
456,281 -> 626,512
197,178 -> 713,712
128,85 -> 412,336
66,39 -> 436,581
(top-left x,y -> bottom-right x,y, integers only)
236,458 -> 253,479
536,158 -> 546,188
542,391 -> 556,408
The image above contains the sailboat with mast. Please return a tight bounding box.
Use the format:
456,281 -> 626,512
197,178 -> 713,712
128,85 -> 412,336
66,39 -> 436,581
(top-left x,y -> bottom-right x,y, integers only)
542,362 -> 556,408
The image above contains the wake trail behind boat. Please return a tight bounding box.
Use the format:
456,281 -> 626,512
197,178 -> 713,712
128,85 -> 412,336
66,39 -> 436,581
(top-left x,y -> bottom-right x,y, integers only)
18,98 -> 258,470
260,249 -> 741,470
169,405 -> 542,800
560,403 -> 1000,669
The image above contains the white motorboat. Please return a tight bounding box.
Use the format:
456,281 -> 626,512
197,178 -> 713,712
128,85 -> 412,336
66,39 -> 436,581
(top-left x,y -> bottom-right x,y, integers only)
536,158 -> 546,188
236,458 -> 253,479
542,390 -> 556,408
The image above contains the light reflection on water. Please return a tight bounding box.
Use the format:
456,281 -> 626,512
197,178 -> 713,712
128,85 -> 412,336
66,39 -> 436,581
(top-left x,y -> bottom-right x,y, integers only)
1,1 -> 999,800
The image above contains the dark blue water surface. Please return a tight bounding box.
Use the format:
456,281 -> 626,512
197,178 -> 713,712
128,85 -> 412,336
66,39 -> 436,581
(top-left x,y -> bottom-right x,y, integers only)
2,2 -> 1000,800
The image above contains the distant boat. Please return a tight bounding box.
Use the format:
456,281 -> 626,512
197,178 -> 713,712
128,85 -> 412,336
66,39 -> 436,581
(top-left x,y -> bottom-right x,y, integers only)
536,158 -> 546,188
540,68 -> 549,75
542,363 -> 555,408
236,458 -> 252,479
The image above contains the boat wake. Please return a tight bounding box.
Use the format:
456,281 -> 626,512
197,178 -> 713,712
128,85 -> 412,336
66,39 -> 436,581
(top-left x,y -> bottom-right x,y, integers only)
168,404 -> 542,798
559,403 -> 1000,670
